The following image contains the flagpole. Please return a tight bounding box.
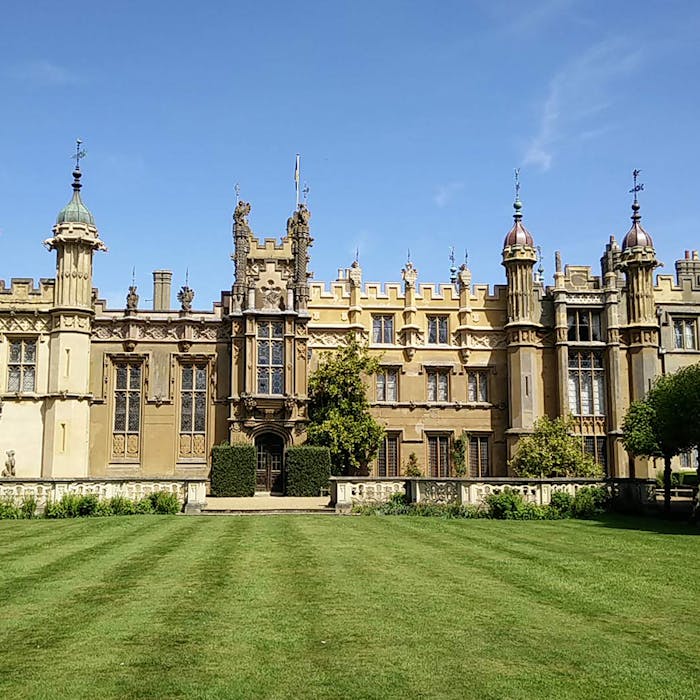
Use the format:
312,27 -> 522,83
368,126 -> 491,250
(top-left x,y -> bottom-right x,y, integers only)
295,153 -> 300,207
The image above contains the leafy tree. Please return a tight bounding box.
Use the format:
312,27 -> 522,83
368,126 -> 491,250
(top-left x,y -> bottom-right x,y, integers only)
623,364 -> 700,516
403,452 -> 422,476
306,337 -> 384,476
510,415 -> 603,479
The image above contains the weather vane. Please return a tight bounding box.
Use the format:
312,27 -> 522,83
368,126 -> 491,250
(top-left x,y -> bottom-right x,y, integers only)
449,246 -> 455,267
629,169 -> 644,202
185,267 -> 189,287
72,139 -> 86,170
302,182 -> 310,203
131,266 -> 136,286
234,183 -> 240,204
354,247 -> 360,264
407,248 -> 411,264
514,167 -> 521,201
464,249 -> 469,266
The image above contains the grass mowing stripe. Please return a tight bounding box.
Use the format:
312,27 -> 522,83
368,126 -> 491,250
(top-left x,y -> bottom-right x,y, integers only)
0,517 -> 162,600
383,517 -> 700,698
0,516 -> 202,691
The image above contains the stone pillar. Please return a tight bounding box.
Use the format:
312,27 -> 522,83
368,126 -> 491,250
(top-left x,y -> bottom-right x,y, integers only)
152,270 -> 172,311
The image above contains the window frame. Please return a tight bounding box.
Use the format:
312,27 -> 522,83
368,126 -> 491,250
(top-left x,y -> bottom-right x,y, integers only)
673,317 -> 697,350
6,337 -> 37,394
427,434 -> 451,478
467,369 -> 489,404
567,350 -> 606,417
376,366 -> 399,402
468,435 -> 490,478
372,314 -> 395,345
178,362 -> 208,460
111,359 -> 144,462
377,433 -> 400,477
567,309 -> 603,343
256,319 -> 285,395
427,315 -> 449,345
426,367 -> 450,402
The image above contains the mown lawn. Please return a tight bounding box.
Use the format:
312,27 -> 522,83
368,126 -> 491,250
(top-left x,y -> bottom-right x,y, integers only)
0,515 -> 698,700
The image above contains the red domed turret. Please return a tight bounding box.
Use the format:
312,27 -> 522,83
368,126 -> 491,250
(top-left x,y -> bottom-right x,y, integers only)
503,198 -> 534,248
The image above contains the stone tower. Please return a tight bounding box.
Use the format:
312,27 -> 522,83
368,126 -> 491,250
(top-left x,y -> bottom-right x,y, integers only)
42,165 -> 106,476
501,195 -> 540,462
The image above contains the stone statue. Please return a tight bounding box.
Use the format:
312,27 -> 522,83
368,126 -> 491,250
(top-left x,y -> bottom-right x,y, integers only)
126,285 -> 139,311
2,450 -> 16,477
177,285 -> 195,312
555,251 -> 562,274
233,200 -> 251,228
402,261 -> 418,288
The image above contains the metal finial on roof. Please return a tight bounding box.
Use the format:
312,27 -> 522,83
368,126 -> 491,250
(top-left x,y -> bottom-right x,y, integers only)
464,249 -> 469,267
354,247 -> 359,264
449,246 -> 457,283
234,183 -> 240,204
131,266 -> 136,286
302,182 -> 310,204
514,167 -> 521,202
407,248 -> 411,264
629,169 -> 644,204
185,268 -> 189,287
73,139 -> 86,171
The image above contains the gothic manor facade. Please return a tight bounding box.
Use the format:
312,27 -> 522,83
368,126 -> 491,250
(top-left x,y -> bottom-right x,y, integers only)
1,166 -> 699,491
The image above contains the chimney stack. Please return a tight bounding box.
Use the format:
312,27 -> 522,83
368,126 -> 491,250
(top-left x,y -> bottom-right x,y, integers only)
152,270 -> 172,311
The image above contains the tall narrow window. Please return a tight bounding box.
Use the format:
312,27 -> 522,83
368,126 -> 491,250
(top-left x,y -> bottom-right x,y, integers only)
428,435 -> 450,477
372,315 -> 394,344
583,436 -> 607,473
427,316 -> 449,344
469,436 -> 490,477
673,318 -> 697,349
567,310 -> 602,342
257,320 -> 284,394
179,365 -> 207,458
113,363 -> 142,459
7,339 -> 36,393
568,351 -> 605,416
467,370 -> 489,403
376,367 -> 398,402
427,369 -> 449,402
377,435 -> 399,477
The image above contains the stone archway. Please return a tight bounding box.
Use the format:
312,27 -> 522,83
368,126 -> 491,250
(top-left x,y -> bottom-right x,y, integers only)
255,432 -> 285,493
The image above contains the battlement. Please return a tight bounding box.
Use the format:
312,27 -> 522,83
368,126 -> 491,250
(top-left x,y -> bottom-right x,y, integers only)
0,278 -> 55,306
248,235 -> 293,257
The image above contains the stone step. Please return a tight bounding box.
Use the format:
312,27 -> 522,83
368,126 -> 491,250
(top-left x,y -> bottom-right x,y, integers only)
198,508 -> 337,516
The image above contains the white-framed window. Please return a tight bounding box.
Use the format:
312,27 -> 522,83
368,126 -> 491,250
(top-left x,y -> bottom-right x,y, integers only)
427,368 -> 449,402
469,436 -> 490,477
7,339 -> 37,393
112,362 -> 142,460
467,370 -> 489,403
568,350 -> 605,416
377,434 -> 400,477
428,435 -> 450,477
376,367 -> 398,402
372,315 -> 394,344
427,316 -> 449,344
673,318 -> 697,350
567,309 -> 603,342
257,320 -> 284,394
179,364 -> 207,458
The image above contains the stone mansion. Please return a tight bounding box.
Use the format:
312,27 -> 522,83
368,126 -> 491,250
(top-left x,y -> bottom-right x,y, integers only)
1,164 -> 699,492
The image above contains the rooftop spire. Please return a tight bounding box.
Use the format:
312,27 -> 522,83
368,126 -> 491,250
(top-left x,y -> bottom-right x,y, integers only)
622,169 -> 654,251
56,139 -> 94,226
503,168 -> 533,248
513,167 -> 523,222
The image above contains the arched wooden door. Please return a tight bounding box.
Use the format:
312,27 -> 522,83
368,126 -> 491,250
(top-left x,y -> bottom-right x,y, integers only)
255,433 -> 284,493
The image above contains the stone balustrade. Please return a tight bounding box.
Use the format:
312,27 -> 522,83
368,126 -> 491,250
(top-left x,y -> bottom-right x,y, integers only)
0,478 -> 207,514
330,476 -> 656,513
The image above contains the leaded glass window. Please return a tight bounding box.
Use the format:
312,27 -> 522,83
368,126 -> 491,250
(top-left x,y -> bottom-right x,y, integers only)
7,339 -> 36,393
568,350 -> 605,416
427,316 -> 448,344
179,365 -> 207,458
567,310 -> 602,342
372,315 -> 394,344
257,320 -> 284,394
427,369 -> 449,402
673,318 -> 697,349
467,370 -> 489,403
113,363 -> 142,459
376,367 -> 398,402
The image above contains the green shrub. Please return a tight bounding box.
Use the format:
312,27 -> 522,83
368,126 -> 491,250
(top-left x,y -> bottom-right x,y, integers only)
134,497 -> 155,514
77,494 -> 100,517
571,486 -> 608,519
45,493 -> 83,519
20,495 -> 37,519
109,495 -> 136,515
404,452 -> 422,477
549,491 -> 574,517
148,491 -> 181,514
94,500 -> 113,517
285,446 -> 331,496
211,442 -> 256,497
0,497 -> 21,519
485,488 -> 526,519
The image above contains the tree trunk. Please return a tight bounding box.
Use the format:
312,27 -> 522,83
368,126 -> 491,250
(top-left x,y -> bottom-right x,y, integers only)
663,455 -> 672,516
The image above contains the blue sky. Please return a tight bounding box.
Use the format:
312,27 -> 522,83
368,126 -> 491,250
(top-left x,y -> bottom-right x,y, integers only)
1,0 -> 699,308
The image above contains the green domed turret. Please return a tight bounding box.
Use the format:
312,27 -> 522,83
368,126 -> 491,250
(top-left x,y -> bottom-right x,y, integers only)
56,169 -> 95,226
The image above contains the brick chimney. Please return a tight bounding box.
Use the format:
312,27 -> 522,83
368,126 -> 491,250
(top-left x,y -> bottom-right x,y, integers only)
152,270 -> 172,311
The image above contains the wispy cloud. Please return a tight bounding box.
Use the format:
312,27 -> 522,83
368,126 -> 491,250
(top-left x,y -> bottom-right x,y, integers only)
433,181 -> 464,208
523,39 -> 643,171
6,60 -> 80,87
482,0 -> 582,37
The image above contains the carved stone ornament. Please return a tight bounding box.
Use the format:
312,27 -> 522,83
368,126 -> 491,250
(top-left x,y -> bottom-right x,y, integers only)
126,285 -> 139,311
261,284 -> 283,311
402,261 -> 418,287
348,260 -> 362,288
242,394 -> 257,412
2,450 -> 16,477
177,286 -> 195,312
284,395 -> 296,413
234,200 -> 252,230
0,315 -> 51,334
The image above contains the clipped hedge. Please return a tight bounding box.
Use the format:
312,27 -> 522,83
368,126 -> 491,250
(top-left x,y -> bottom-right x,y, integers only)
285,446 -> 331,496
211,442 -> 256,497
